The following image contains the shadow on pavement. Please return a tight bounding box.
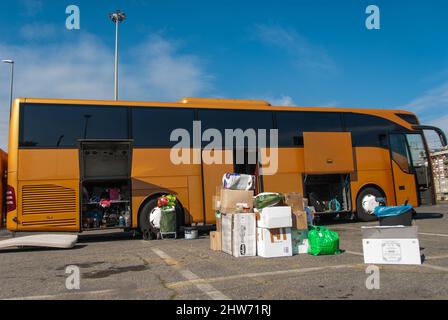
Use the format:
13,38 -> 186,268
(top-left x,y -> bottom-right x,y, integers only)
0,244 -> 87,254
414,212 -> 444,220
77,231 -> 139,243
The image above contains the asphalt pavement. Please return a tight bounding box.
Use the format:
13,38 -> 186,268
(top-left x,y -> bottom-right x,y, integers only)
0,203 -> 447,300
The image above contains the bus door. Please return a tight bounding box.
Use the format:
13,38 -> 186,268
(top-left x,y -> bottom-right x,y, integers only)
389,133 -> 431,206
201,149 -> 233,224
201,148 -> 258,224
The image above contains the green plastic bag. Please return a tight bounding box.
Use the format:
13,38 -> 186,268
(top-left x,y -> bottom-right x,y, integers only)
160,208 -> 176,233
307,226 -> 342,256
253,192 -> 285,209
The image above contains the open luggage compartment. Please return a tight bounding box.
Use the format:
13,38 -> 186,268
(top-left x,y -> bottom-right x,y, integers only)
79,140 -> 133,231
303,174 -> 352,214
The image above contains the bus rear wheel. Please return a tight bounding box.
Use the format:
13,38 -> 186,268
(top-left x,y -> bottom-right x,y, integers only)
139,198 -> 159,240
139,196 -> 185,240
356,187 -> 383,222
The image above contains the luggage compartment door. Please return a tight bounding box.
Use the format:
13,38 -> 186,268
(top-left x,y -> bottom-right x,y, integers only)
303,132 -> 354,174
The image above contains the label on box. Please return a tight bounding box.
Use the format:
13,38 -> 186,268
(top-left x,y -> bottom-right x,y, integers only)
382,241 -> 402,262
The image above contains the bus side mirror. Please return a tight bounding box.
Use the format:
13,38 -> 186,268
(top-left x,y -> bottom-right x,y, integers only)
412,125 -> 448,147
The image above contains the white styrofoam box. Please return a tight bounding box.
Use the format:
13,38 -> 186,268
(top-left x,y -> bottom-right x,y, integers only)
257,227 -> 292,258
291,229 -> 308,255
257,206 -> 292,229
361,226 -> 421,265
221,213 -> 256,257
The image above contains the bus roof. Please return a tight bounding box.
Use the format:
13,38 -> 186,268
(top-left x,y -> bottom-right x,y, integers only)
16,97 -> 415,116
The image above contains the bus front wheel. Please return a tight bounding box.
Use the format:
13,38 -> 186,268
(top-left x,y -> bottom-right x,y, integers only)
356,187 -> 383,222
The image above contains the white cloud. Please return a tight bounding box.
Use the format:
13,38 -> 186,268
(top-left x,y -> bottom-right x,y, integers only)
406,82 -> 448,150
428,114 -> 448,133
407,82 -> 448,114
125,34 -> 213,101
268,95 -> 295,106
254,24 -> 336,72
0,33 -> 213,150
406,81 -> 448,131
319,101 -> 340,107
20,23 -> 58,40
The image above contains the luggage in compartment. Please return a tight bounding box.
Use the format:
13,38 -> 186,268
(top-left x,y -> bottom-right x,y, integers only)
79,140 -> 133,231
81,181 -> 131,230
303,174 -> 351,214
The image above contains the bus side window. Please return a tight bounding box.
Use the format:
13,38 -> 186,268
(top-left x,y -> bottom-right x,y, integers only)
233,149 -> 257,175
390,134 -> 411,173
276,111 -> 343,147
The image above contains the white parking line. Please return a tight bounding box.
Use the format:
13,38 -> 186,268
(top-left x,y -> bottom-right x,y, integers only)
419,232 -> 448,238
424,254 -> 448,260
3,289 -> 118,300
420,264 -> 448,272
344,250 -> 363,256
167,264 -> 359,289
151,247 -> 230,300
330,226 -> 448,239
344,249 -> 448,264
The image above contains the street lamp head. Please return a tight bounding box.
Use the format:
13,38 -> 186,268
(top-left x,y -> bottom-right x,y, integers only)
2,59 -> 14,64
109,10 -> 126,23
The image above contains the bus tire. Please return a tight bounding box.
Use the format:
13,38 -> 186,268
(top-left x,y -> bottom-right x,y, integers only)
356,187 -> 383,222
139,196 -> 186,240
139,198 -> 159,240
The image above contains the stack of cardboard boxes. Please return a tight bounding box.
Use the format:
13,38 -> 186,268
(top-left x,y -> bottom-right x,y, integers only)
210,187 -> 256,257
285,193 -> 311,255
210,179 -> 311,258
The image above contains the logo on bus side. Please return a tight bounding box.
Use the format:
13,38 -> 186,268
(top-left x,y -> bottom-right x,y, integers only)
170,121 -> 279,175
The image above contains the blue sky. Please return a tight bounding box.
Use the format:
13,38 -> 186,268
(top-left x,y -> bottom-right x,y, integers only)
0,0 -> 447,149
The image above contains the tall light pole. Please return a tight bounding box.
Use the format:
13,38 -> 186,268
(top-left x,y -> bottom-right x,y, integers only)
109,10 -> 126,101
2,59 -> 14,118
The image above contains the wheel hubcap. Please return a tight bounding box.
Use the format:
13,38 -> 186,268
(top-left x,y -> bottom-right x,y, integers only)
361,194 -> 379,215
149,207 -> 161,229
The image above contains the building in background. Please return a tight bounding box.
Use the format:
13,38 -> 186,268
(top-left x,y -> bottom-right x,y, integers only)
431,148 -> 448,201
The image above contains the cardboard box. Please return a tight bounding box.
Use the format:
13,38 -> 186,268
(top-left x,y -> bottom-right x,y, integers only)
361,226 -> 421,265
213,195 -> 220,211
303,198 -> 308,208
257,206 -> 292,228
221,214 -> 233,255
291,229 -> 309,255
210,231 -> 222,251
257,227 -> 292,258
220,189 -> 254,214
285,193 -> 304,212
222,213 -> 256,257
216,215 -> 222,232
292,211 -> 308,230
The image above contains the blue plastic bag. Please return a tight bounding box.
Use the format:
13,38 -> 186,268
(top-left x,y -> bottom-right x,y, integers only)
374,204 -> 413,218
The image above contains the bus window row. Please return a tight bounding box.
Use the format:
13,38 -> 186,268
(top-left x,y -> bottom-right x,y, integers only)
19,103 -> 408,149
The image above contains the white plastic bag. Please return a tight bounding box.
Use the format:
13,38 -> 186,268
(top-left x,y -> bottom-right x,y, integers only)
149,207 -> 162,229
222,173 -> 255,190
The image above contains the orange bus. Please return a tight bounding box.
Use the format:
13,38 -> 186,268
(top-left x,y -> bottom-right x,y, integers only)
0,148 -> 7,228
4,97 -> 447,235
